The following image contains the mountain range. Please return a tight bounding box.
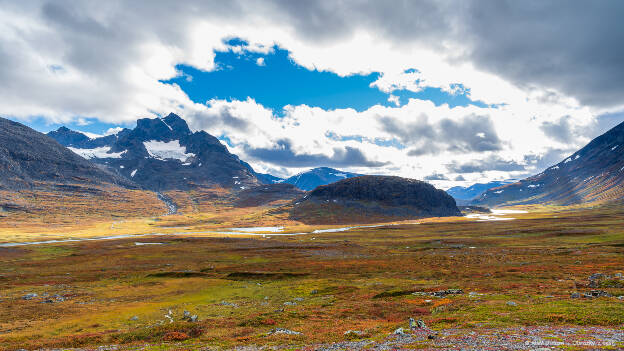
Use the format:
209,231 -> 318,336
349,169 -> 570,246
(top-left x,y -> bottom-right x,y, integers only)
474,120 -> 624,207
446,180 -> 515,205
278,167 -> 363,190
6,111 -> 622,214
48,113 -> 259,191
49,121 -> 365,192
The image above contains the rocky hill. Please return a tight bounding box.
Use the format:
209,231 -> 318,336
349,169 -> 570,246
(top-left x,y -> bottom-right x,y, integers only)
474,121 -> 624,207
290,175 -> 461,224
281,167 -> 362,190
48,113 -> 259,191
0,117 -> 134,190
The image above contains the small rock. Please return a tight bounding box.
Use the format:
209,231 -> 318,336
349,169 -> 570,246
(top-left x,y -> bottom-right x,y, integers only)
283,301 -> 297,306
130,316 -> 139,321
590,290 -> 611,297
506,301 -> 517,306
615,273 -> 622,279
393,327 -> 406,335
183,310 -> 191,319
310,289 -> 318,294
589,273 -> 606,280
445,288 -> 463,295
219,301 -> 238,307
571,292 -> 580,298
268,328 -> 302,335
294,297 -> 304,301
22,293 -> 38,300
417,320 -> 427,329
189,315 -> 198,322
427,334 -> 437,340
344,330 -> 364,337
408,317 -> 416,329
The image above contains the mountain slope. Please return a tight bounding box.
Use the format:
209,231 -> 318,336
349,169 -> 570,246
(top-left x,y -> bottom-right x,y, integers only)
281,167 -> 362,190
290,175 -> 461,224
0,117 -> 134,190
474,121 -> 624,207
447,180 -> 514,204
48,113 -> 259,191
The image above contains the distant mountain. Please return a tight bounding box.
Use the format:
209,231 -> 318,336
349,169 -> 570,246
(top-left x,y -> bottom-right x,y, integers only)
238,160 -> 284,184
281,167 -> 362,190
447,180 -> 514,204
0,117 -> 134,190
46,126 -> 130,149
48,113 -> 259,191
474,121 -> 624,207
255,173 -> 284,184
291,175 -> 461,224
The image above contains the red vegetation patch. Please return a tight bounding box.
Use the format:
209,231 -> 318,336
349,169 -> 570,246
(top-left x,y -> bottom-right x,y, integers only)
163,331 -> 189,341
262,318 -> 277,325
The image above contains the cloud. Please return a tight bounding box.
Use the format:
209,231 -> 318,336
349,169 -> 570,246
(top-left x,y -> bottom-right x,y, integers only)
1,1 -> 621,184
244,138 -> 387,168
463,1 -> 624,109
446,155 -> 525,173
522,147 -> 574,173
381,113 -> 501,155
454,175 -> 466,181
541,116 -> 575,143
423,173 -> 449,181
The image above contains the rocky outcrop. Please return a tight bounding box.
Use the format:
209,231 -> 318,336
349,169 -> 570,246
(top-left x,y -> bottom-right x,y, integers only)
291,175 -> 461,224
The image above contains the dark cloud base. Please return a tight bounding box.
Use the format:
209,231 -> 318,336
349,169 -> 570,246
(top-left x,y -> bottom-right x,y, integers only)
245,139 -> 387,168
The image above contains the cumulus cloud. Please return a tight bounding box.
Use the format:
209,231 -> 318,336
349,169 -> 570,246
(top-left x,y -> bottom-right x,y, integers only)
541,116 -> 576,143
244,139 -> 387,168
424,173 -> 449,181
381,113 -> 502,155
446,155 -> 525,174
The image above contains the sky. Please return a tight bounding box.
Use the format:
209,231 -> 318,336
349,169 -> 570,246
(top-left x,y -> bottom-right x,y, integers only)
1,0 -> 624,187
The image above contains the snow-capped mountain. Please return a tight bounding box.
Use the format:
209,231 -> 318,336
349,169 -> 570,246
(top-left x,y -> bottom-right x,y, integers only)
474,121 -> 624,207
48,113 -> 259,191
280,167 -> 363,191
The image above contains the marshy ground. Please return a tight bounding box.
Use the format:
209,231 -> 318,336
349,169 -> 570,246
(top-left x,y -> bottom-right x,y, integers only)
0,205 -> 623,350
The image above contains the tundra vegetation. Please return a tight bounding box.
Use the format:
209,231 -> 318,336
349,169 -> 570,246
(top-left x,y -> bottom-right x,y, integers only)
0,194 -> 622,349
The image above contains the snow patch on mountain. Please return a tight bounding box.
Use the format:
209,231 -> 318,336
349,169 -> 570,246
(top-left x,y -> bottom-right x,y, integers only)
143,140 -> 195,161
68,146 -> 124,159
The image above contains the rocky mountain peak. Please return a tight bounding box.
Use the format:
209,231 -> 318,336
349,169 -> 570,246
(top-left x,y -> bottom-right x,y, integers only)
48,113 -> 260,191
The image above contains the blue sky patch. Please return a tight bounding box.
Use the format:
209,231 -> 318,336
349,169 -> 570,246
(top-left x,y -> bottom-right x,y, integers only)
163,44 -> 489,114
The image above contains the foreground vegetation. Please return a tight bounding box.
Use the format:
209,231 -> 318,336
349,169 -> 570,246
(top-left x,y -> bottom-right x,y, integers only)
0,203 -> 623,349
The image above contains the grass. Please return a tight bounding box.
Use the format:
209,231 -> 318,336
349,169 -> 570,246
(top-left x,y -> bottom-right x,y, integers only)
0,197 -> 622,349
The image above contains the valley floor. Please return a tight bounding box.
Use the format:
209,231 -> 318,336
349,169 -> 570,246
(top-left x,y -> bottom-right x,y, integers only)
0,205 -> 623,350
